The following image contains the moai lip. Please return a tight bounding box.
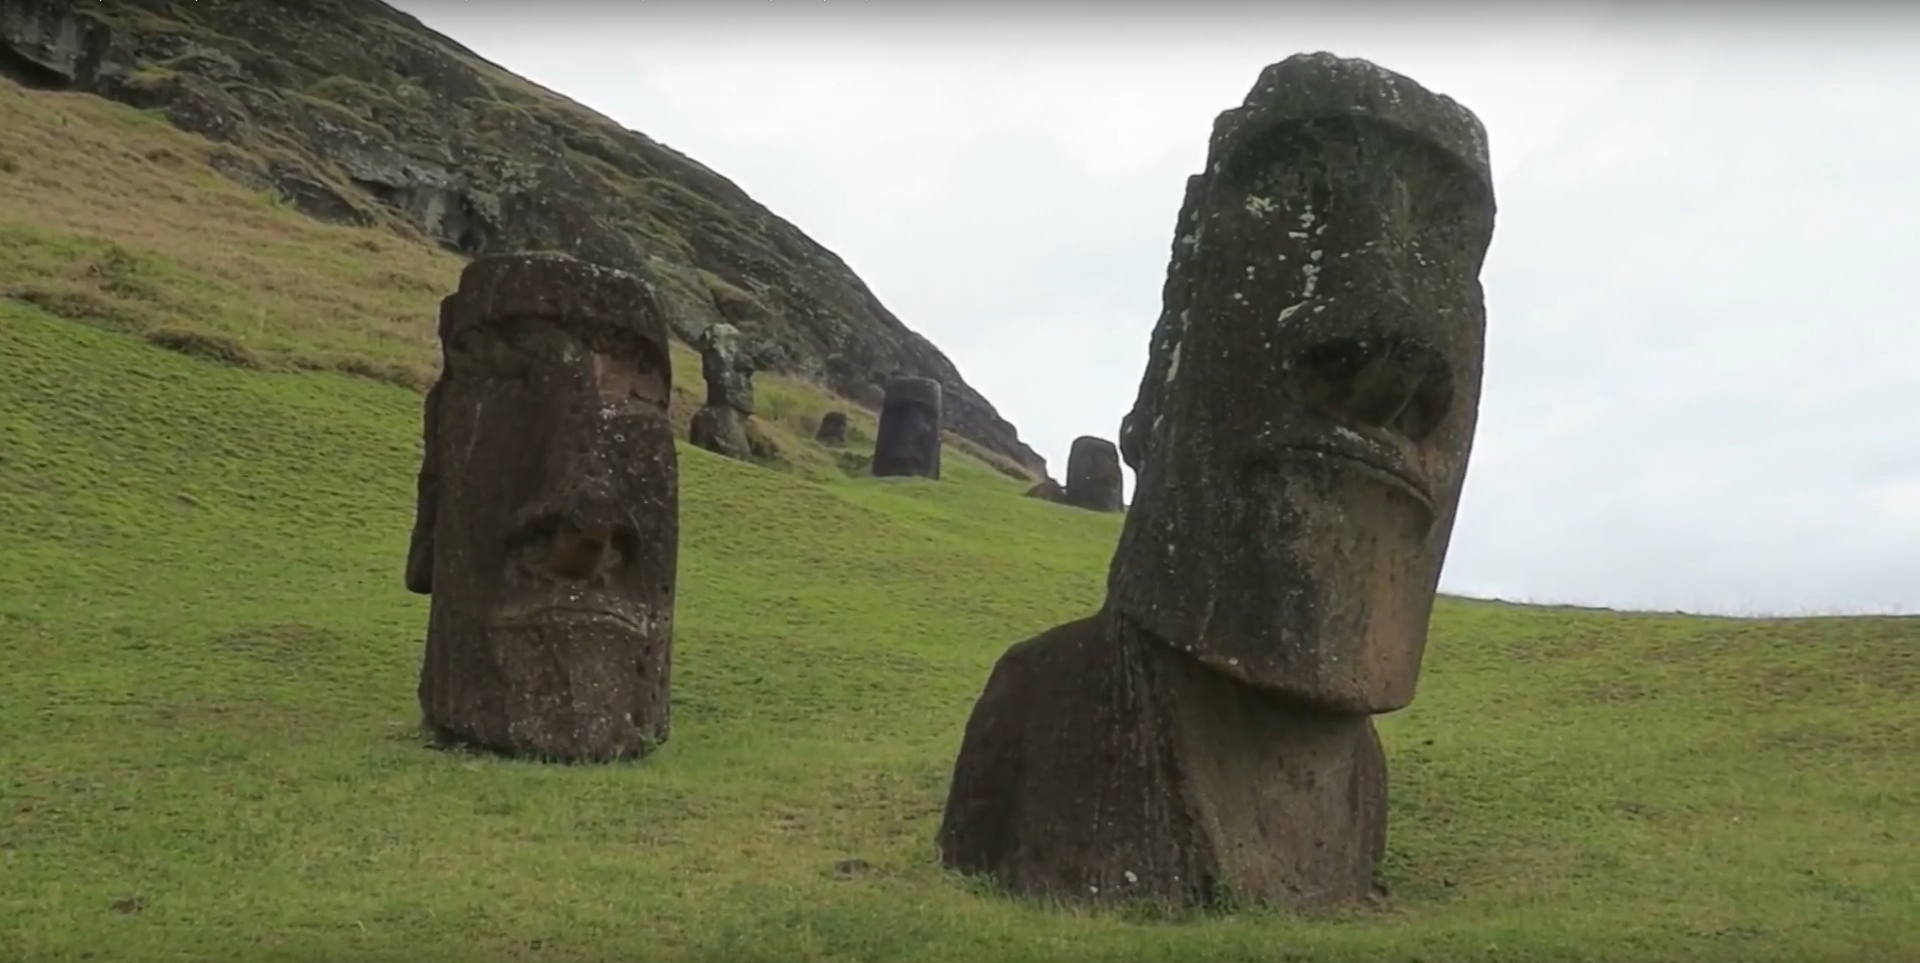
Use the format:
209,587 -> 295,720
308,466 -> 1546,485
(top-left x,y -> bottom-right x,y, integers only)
1061,435 -> 1125,513
405,252 -> 679,764
937,51 -> 1496,911
871,375 -> 944,480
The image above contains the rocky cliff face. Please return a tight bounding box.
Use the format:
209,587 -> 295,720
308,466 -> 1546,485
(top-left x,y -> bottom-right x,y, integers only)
0,0 -> 1046,477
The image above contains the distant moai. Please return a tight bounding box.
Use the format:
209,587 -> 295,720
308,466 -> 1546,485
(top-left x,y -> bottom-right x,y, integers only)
814,410 -> 849,447
405,252 -> 679,764
870,375 -> 943,479
937,52 -> 1497,910
1061,435 -> 1124,512
688,322 -> 757,460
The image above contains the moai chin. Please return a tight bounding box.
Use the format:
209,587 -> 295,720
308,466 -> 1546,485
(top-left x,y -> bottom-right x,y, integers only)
938,52 -> 1495,910
688,322 -> 756,460
405,252 -> 679,764
1061,435 -> 1125,512
870,375 -> 943,479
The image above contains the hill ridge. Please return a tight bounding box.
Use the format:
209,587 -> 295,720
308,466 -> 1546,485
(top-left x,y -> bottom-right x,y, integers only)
0,0 -> 1047,477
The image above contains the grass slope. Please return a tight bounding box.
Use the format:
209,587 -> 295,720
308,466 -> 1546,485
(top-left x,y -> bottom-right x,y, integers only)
1,83 -> 1917,963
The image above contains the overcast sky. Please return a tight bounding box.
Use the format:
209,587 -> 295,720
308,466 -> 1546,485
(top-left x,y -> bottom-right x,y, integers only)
391,1 -> 1920,616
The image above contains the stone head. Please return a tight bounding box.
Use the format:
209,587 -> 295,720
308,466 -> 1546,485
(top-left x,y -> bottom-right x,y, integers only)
1065,435 -> 1125,512
814,410 -> 850,446
406,252 -> 677,672
1109,53 -> 1496,714
872,375 -> 944,478
696,321 -> 756,413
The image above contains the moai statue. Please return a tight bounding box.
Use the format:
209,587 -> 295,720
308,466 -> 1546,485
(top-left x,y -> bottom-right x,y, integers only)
1061,435 -> 1125,512
814,410 -> 850,447
688,321 -> 756,460
405,252 -> 679,764
937,53 -> 1495,910
870,375 -> 943,479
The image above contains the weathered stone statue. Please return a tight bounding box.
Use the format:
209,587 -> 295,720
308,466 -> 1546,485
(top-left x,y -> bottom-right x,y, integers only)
870,375 -> 943,479
937,52 -> 1495,910
1061,435 -> 1124,512
814,410 -> 849,447
688,321 -> 757,460
405,252 -> 679,764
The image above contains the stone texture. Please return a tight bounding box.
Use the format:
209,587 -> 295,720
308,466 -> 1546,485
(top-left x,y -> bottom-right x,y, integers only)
1061,435 -> 1124,513
814,410 -> 849,447
871,375 -> 943,480
938,51 -> 1496,910
0,0 -> 110,88
406,252 -> 679,764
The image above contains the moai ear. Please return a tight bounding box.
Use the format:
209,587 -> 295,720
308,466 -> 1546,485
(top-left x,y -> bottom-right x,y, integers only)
404,378 -> 444,595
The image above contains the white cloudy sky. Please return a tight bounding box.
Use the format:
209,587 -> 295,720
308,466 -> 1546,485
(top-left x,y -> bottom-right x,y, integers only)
391,1 -> 1920,616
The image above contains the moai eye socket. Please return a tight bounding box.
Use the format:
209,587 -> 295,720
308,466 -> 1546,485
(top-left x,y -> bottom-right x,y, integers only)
590,350 -> 668,410
1296,336 -> 1454,443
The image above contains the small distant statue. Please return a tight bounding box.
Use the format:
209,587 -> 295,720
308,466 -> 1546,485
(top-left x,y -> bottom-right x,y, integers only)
815,410 -> 850,447
871,375 -> 943,479
688,322 -> 759,460
1060,435 -> 1124,512
406,252 -> 679,764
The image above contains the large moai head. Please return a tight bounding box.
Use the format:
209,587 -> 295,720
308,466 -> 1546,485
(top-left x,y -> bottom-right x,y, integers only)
1063,435 -> 1125,512
696,321 -> 756,414
871,375 -> 944,479
1109,53 -> 1496,715
406,252 -> 678,759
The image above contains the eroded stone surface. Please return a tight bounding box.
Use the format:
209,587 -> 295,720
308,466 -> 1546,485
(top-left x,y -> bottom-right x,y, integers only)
1062,436 -> 1124,513
871,375 -> 943,480
938,51 -> 1494,910
406,252 -> 678,764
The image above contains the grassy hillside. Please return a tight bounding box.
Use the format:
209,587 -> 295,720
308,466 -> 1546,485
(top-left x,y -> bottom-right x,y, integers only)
3,81 -> 1918,962
0,80 -> 1032,483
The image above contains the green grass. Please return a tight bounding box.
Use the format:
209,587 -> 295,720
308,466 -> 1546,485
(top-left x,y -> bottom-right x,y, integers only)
1,76 -> 1917,963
